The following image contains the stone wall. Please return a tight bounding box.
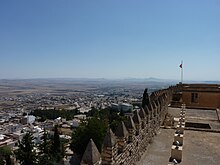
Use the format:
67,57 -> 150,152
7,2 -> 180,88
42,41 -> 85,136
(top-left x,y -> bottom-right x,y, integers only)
173,83 -> 220,109
81,86 -> 177,165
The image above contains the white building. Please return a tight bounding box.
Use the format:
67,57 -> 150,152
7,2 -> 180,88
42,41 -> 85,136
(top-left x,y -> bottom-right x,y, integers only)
111,103 -> 133,113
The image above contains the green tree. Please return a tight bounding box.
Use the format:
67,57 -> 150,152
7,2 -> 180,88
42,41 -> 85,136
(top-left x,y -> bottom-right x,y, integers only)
53,125 -> 61,153
110,111 -> 126,132
38,126 -> 65,165
15,132 -> 37,165
142,88 -> 149,108
0,146 -> 12,165
38,129 -> 53,165
30,109 -> 79,121
70,117 -> 107,156
51,125 -> 65,164
86,107 -> 100,117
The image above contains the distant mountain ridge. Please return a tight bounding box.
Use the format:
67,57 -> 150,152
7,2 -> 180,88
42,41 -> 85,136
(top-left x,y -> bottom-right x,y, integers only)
0,78 -> 219,84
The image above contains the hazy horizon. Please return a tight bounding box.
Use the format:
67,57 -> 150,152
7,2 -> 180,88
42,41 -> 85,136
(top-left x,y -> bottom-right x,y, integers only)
0,1 -> 219,81
0,77 -> 219,83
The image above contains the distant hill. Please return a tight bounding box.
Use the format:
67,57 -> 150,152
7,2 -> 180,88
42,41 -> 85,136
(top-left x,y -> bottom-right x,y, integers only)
0,78 -> 219,85
203,81 -> 220,84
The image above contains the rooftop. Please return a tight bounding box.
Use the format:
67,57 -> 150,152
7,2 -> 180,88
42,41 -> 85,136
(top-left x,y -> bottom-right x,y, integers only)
136,107 -> 220,165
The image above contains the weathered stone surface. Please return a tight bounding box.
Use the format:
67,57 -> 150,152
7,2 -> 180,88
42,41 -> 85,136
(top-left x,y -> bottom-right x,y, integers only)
115,122 -> 129,138
103,128 -> 116,148
133,110 -> 142,124
139,108 -> 146,119
81,86 -> 175,165
125,116 -> 136,130
81,139 -> 101,165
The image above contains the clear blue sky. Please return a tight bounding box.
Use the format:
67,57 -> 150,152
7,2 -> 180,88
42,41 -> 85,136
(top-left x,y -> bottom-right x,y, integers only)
0,0 -> 219,81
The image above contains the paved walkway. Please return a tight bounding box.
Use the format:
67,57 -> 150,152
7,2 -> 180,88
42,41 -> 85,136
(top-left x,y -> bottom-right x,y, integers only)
136,128 -> 174,165
136,107 -> 220,165
181,130 -> 220,165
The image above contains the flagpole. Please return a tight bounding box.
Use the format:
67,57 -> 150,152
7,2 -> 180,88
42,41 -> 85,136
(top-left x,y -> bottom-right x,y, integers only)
181,60 -> 183,83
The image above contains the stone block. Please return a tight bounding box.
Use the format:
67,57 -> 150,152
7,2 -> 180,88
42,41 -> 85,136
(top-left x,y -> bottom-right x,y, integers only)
178,121 -> 185,126
179,113 -> 185,118
174,133 -> 183,145
179,117 -> 185,123
176,124 -> 184,134
180,111 -> 186,116
171,145 -> 182,163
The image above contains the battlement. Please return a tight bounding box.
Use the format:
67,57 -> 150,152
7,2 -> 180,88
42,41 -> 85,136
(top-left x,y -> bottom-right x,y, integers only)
80,85 -> 178,165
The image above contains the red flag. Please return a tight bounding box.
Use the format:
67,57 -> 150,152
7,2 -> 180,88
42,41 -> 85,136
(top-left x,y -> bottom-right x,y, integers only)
179,63 -> 182,68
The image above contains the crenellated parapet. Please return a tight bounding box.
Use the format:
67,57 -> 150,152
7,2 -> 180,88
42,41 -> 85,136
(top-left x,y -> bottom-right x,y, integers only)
81,85 -> 177,165
101,129 -> 118,165
81,139 -> 101,165
133,110 -> 142,136
139,108 -> 147,129
115,122 -> 129,154
125,116 -> 136,143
